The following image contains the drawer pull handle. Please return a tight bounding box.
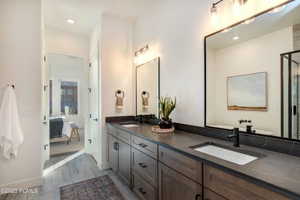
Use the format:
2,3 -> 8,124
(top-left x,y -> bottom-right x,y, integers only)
139,143 -> 148,148
138,187 -> 147,195
195,194 -> 201,200
138,163 -> 147,168
113,142 -> 119,151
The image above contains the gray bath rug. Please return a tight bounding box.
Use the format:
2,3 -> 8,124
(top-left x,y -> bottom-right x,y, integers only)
60,175 -> 125,200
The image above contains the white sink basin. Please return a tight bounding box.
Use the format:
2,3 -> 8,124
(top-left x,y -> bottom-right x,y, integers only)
121,124 -> 139,128
193,145 -> 258,165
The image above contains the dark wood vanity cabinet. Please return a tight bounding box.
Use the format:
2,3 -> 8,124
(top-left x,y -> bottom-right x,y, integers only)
107,133 -> 131,186
118,140 -> 131,186
203,165 -> 290,200
203,188 -> 227,200
159,163 -> 202,200
107,125 -> 292,200
108,134 -> 119,172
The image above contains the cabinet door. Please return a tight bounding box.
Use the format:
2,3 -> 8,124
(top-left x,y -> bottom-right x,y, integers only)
204,165 -> 290,200
118,140 -> 131,186
108,134 -> 119,172
159,163 -> 202,200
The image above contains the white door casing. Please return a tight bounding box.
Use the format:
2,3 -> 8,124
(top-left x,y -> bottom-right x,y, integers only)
86,56 -> 100,165
42,55 -> 50,166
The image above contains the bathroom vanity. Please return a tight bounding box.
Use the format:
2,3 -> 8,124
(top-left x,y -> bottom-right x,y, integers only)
106,122 -> 300,200
105,1 -> 300,199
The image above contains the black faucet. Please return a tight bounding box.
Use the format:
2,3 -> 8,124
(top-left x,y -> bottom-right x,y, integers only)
227,128 -> 240,147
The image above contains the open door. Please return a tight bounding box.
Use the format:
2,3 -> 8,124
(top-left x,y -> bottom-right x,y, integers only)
86,56 -> 100,164
41,55 -> 50,166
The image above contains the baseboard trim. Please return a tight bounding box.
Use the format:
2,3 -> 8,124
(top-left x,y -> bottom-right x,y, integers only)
0,176 -> 42,190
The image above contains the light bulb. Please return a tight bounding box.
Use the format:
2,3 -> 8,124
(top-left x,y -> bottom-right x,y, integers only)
211,4 -> 219,26
232,0 -> 241,17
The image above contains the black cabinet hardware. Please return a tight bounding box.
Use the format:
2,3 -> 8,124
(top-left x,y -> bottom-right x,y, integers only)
138,187 -> 147,195
113,142 -> 119,151
138,163 -> 147,168
139,143 -> 148,148
195,194 -> 201,200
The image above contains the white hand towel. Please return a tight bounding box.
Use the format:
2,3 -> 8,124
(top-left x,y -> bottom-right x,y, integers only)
0,86 -> 24,159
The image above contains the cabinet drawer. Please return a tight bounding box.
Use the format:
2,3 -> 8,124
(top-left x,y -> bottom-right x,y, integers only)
133,173 -> 157,200
132,148 -> 157,187
132,136 -> 158,158
204,165 -> 289,200
116,129 -> 131,144
204,188 -> 227,200
159,146 -> 202,184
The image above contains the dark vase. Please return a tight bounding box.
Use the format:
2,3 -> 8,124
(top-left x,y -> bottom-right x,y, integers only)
159,118 -> 173,129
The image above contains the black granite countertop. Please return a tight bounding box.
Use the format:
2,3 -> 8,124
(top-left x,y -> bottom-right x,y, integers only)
108,122 -> 300,200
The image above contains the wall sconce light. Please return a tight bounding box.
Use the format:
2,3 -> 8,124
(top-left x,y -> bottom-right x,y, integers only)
135,45 -> 149,57
115,89 -> 125,110
142,91 -> 150,110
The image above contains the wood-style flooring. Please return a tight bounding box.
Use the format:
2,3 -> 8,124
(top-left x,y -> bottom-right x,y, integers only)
50,129 -> 84,156
0,154 -> 138,200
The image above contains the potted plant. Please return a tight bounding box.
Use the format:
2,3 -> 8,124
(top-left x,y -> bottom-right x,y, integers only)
159,97 -> 176,129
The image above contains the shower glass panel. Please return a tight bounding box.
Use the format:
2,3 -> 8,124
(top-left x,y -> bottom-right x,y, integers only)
282,51 -> 300,140
291,52 -> 300,140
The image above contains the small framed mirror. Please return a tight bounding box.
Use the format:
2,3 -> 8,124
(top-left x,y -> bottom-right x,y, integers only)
136,57 -> 160,118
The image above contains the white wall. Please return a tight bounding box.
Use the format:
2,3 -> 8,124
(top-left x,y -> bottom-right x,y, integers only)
99,15 -> 134,168
45,27 -> 90,59
101,15 -> 134,118
0,0 -> 42,188
207,27 -> 294,136
134,0 -> 212,126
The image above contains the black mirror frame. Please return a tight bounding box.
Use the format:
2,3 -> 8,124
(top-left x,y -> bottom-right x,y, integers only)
203,0 -> 299,142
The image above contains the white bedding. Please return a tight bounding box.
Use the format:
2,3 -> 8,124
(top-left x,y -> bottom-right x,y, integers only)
62,121 -> 73,137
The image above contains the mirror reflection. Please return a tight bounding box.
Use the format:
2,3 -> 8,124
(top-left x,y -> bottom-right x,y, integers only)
136,57 -> 160,118
205,1 -> 300,139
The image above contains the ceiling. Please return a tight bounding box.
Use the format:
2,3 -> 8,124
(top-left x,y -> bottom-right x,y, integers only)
43,0 -> 159,36
207,0 -> 300,50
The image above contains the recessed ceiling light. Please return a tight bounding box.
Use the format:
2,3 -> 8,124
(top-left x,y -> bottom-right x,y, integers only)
67,19 -> 75,24
233,36 -> 239,40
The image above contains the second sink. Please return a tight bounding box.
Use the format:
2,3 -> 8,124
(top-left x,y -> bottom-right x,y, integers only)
191,142 -> 260,165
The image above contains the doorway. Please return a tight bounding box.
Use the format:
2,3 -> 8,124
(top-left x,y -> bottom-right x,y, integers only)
42,53 -> 100,170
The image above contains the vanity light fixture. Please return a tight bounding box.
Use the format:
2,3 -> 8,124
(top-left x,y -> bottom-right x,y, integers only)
135,45 -> 149,57
210,0 -> 222,19
211,0 -> 248,23
67,19 -> 75,24
232,0 -> 247,17
233,36 -> 240,40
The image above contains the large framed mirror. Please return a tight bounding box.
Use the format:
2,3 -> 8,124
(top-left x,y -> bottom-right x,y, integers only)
136,57 -> 160,118
205,0 -> 300,140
